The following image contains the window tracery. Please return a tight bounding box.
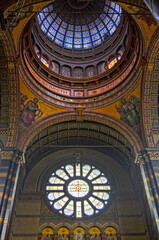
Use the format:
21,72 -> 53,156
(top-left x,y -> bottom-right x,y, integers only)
45,162 -> 112,219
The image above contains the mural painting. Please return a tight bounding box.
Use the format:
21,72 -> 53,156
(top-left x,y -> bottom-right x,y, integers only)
20,93 -> 43,127
115,95 -> 140,127
128,6 -> 157,27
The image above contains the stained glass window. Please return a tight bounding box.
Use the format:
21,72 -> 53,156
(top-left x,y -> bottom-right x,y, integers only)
45,162 -> 112,219
108,55 -> 121,69
41,57 -> 49,67
37,0 -> 122,50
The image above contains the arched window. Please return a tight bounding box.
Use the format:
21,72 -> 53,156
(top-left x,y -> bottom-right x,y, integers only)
104,227 -> 118,240
58,226 -> 70,240
89,227 -> 101,238
52,61 -> 60,74
73,67 -> 84,78
73,227 -> 86,239
34,44 -> 41,58
41,55 -> 49,68
62,65 -> 71,77
107,55 -> 121,69
45,162 -> 112,220
41,227 -> 54,240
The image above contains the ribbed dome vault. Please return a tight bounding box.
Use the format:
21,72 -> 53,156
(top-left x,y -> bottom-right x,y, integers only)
37,0 -> 122,50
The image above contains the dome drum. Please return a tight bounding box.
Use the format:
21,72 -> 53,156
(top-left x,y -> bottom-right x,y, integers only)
20,1 -> 143,108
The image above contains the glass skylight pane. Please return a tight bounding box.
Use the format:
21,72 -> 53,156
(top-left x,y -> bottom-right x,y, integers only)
75,32 -> 82,38
56,33 -> 64,41
41,24 -> 47,34
66,31 -> 73,37
84,44 -> 92,49
47,16 -> 53,23
59,27 -> 65,34
65,37 -> 73,43
90,28 -> 98,35
64,43 -> 72,49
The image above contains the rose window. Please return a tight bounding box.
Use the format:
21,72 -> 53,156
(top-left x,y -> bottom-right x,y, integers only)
45,163 -> 112,219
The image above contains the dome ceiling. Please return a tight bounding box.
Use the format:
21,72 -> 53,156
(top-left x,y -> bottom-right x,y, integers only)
20,0 -> 143,109
37,0 -> 122,51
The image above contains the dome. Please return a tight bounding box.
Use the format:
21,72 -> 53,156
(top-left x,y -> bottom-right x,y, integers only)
37,0 -> 122,51
21,0 -> 143,108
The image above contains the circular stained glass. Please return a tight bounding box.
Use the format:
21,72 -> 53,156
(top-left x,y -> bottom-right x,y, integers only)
68,179 -> 89,197
45,162 -> 112,219
37,0 -> 122,50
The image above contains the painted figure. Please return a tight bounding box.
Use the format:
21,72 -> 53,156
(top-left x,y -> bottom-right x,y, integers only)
76,230 -> 83,240
115,96 -> 140,127
20,98 -> 43,127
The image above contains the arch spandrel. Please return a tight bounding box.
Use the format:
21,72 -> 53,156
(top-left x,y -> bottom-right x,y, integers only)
0,31 -> 18,147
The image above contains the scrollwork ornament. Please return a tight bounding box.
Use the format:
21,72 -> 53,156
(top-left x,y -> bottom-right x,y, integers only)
0,150 -> 15,160
136,155 -> 145,166
147,151 -> 159,160
0,150 -> 24,166
143,153 -> 150,163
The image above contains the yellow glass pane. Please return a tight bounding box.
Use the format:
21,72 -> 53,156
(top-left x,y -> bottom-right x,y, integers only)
41,57 -> 49,67
73,227 -> 86,235
104,227 -> 117,240
108,58 -> 117,69
42,227 -> 54,240
58,227 -> 70,235
89,227 -> 101,236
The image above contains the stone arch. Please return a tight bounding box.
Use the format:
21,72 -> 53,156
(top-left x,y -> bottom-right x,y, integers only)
17,111 -> 143,154
142,26 -> 159,147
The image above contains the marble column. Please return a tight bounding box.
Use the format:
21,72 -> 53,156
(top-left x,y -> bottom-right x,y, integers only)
135,148 -> 159,239
0,148 -> 23,240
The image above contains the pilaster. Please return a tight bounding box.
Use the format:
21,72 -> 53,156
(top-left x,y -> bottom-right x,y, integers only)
135,148 -> 159,239
0,148 -> 24,240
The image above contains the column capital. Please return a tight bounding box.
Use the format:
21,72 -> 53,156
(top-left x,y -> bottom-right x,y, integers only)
135,150 -> 150,165
135,148 -> 159,165
0,148 -> 24,165
145,148 -> 159,160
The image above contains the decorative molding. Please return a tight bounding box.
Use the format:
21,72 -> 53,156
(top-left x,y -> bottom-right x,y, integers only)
0,30 -> 18,147
142,27 -> 159,147
0,149 -> 24,165
147,151 -> 159,160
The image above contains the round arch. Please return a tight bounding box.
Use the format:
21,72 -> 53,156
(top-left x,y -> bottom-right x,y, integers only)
142,26 -> 159,147
17,111 -> 143,154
